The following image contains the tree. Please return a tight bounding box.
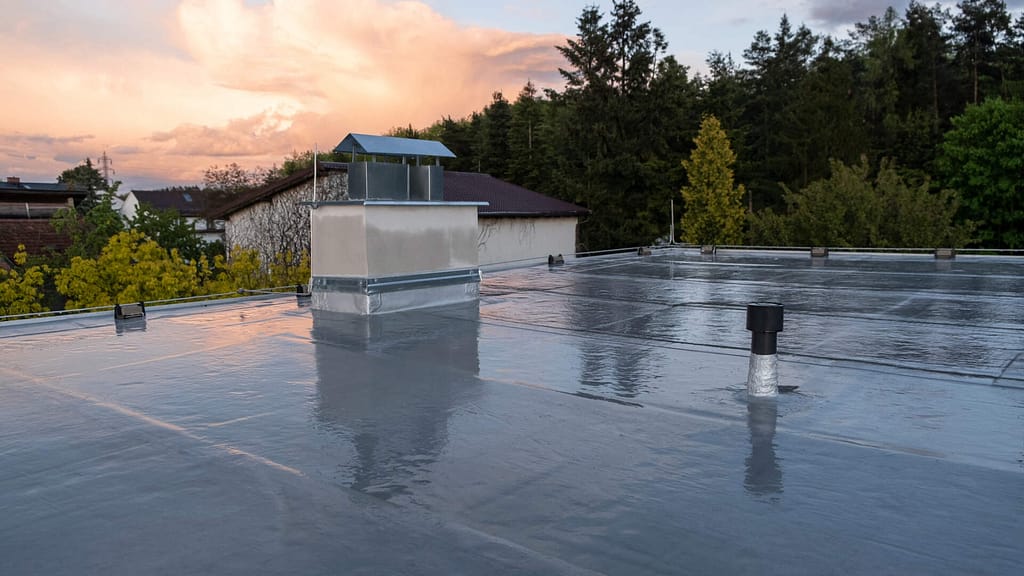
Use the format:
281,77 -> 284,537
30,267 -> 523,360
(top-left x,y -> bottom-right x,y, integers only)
277,149 -> 344,177
128,204 -> 209,263
50,190 -> 125,262
897,2 -> 959,121
954,0 -> 1011,104
552,0 -> 685,250
0,245 -> 49,318
58,158 -> 107,192
851,7 -> 904,137
480,91 -> 512,178
788,38 -> 868,186
58,158 -> 118,211
741,15 -> 819,208
939,98 -> 1024,247
55,230 -> 199,308
750,157 -> 971,247
202,163 -> 274,194
700,52 -> 747,139
680,116 -> 746,244
197,247 -> 308,294
507,81 -> 552,191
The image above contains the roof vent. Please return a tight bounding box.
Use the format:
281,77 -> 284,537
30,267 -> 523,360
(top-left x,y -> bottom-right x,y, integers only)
114,302 -> 146,319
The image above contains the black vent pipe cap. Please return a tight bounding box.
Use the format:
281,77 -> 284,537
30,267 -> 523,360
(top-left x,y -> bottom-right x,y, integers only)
747,302 -> 784,333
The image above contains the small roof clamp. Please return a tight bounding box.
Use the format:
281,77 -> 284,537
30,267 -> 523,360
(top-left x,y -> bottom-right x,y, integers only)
746,302 -> 784,398
637,247 -> 652,257
114,301 -> 146,320
296,284 -> 312,306
548,254 -> 565,266
934,248 -> 956,260
810,246 -> 829,258
701,245 -> 716,255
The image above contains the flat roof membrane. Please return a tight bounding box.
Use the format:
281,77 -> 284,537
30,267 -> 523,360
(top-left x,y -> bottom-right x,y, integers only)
1,249 -> 1021,575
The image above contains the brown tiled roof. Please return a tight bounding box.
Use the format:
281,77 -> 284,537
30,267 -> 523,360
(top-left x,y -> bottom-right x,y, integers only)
0,219 -> 72,257
443,172 -> 588,217
211,164 -> 342,219
131,187 -> 215,218
214,163 -> 587,219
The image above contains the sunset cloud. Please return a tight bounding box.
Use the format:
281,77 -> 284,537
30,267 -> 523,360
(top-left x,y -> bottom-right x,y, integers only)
0,0 -> 566,190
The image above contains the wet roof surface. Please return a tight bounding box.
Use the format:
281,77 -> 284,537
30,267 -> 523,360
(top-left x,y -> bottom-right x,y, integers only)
2,249 -> 1022,575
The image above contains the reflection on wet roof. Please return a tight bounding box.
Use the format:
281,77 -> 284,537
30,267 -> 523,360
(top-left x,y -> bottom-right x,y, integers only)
2,248 -> 1022,575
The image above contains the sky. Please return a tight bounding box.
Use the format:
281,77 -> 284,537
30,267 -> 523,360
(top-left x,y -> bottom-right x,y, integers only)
0,0 -> 1015,191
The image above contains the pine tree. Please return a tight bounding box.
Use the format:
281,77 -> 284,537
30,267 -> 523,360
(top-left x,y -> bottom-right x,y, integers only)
680,116 -> 746,244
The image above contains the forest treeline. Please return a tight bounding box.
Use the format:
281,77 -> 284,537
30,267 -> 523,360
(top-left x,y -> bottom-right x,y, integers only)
391,0 -> 1024,250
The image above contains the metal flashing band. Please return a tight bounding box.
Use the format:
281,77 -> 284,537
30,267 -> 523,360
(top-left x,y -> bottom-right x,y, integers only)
747,353 -> 779,398
313,269 -> 481,295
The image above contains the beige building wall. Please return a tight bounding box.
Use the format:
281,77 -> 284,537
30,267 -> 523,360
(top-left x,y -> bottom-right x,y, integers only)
477,216 -> 579,266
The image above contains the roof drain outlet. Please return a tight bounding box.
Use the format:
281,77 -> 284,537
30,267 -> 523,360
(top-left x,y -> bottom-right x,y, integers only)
746,303 -> 784,398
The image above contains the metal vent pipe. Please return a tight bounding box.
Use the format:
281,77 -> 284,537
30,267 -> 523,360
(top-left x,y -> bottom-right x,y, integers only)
746,302 -> 784,397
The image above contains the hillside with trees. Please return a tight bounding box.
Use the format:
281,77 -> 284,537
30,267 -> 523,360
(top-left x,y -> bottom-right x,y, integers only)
400,0 -> 1024,251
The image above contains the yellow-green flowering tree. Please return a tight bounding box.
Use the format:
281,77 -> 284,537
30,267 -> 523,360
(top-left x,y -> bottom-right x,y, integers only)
268,250 -> 310,287
680,115 -> 746,245
55,230 -> 199,308
0,245 -> 50,318
199,247 -> 310,295
199,248 -> 266,295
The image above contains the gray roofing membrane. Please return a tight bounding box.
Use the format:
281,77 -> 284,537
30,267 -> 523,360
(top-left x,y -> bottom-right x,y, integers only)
1,248 -> 1022,575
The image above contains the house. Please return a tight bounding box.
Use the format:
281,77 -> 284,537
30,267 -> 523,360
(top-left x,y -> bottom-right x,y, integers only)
212,166 -> 348,265
121,188 -> 227,244
214,162 -> 588,267
444,171 -> 588,267
0,176 -> 87,257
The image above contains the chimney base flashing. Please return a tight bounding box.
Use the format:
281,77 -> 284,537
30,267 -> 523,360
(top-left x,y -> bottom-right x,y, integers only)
312,273 -> 480,315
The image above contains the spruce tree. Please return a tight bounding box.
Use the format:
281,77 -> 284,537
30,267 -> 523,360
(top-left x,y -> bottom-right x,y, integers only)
681,116 -> 746,245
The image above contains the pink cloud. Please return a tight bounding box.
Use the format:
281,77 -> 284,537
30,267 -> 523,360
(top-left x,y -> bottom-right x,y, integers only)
0,0 -> 568,190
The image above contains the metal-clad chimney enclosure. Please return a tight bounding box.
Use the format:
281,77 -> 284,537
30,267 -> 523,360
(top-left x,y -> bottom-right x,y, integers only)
310,133 -> 483,316
746,302 -> 784,397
